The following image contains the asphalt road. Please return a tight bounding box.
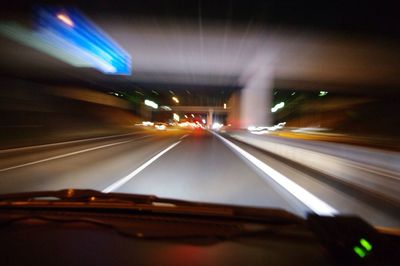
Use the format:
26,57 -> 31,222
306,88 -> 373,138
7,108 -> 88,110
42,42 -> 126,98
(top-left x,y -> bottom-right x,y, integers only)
0,129 -> 399,227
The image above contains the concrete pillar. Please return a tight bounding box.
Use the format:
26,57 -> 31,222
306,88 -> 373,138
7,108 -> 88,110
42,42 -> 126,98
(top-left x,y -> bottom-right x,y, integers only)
240,70 -> 273,128
207,109 -> 214,128
227,91 -> 241,129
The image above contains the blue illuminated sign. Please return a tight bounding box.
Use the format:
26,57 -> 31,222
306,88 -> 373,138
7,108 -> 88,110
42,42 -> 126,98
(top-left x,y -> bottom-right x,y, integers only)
35,7 -> 131,75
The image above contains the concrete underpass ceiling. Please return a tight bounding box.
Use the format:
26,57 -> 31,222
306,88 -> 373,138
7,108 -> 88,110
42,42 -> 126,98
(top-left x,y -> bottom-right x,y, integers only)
1,2 -> 400,93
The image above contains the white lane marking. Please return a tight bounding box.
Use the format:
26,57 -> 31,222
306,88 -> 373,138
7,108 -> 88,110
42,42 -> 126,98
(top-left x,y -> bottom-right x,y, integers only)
0,132 -> 144,153
0,136 -> 151,172
103,141 -> 181,193
180,134 -> 189,140
214,133 -> 338,216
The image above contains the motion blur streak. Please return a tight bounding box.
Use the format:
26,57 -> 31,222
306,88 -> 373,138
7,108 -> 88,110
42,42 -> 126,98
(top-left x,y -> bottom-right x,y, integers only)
103,141 -> 182,193
0,22 -> 91,68
36,7 -> 131,74
230,131 -> 400,205
0,132 -> 138,154
214,133 -> 339,216
0,138 -> 142,172
56,13 -> 74,27
180,134 -> 189,140
0,7 -> 131,74
0,1 -> 399,228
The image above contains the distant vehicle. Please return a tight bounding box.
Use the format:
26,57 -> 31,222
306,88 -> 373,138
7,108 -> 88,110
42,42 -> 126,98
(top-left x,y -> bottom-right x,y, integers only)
142,121 -> 154,126
155,122 -> 167,131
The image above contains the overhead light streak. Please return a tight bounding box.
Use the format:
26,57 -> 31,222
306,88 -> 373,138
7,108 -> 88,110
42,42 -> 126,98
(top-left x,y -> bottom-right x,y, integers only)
172,96 -> 179,103
160,106 -> 172,111
271,102 -> 285,113
144,99 -> 158,109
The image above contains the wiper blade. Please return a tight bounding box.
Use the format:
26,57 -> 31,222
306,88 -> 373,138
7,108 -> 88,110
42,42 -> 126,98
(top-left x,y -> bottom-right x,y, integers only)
0,189 -> 226,208
0,189 -> 303,225
0,189 -> 157,203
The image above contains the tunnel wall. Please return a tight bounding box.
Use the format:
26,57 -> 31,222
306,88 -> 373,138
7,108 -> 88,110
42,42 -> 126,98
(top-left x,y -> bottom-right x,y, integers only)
0,78 -> 142,148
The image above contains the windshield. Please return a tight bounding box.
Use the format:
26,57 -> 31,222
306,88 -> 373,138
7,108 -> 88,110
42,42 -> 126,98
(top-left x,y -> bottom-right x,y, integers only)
0,1 -> 399,229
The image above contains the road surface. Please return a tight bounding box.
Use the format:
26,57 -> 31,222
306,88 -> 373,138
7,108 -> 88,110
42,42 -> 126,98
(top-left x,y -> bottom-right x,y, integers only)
0,129 -> 398,227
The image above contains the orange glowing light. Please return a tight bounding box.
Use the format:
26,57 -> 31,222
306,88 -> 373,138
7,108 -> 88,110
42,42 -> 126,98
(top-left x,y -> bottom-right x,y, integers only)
57,13 -> 74,27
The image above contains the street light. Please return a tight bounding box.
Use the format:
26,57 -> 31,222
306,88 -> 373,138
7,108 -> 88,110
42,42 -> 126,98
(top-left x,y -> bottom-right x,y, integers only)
172,96 -> 179,103
319,90 -> 328,96
160,105 -> 172,111
144,99 -> 158,109
57,13 -> 74,27
223,103 -> 227,109
271,102 -> 285,113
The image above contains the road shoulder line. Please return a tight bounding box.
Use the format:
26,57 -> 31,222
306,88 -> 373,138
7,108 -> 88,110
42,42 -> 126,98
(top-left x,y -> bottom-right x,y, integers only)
213,132 -> 338,216
0,136 -> 151,172
0,132 -> 145,153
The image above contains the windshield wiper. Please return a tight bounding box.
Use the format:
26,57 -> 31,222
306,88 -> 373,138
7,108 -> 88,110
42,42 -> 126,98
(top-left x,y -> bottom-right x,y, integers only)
0,189 -> 303,225
0,189 -> 157,203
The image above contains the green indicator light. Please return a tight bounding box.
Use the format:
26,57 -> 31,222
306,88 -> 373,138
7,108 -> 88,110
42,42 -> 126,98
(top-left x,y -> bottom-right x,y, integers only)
319,90 -> 328,96
353,246 -> 366,258
360,238 -> 372,251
